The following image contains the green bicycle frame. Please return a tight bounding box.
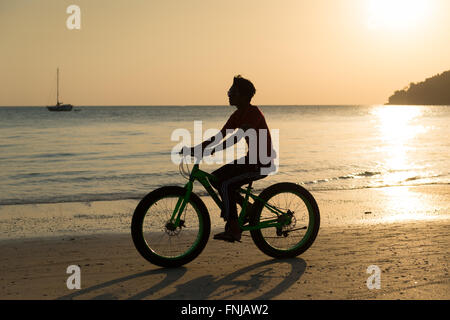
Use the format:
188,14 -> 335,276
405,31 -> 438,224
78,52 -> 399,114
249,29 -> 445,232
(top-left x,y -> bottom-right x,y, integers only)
169,163 -> 291,231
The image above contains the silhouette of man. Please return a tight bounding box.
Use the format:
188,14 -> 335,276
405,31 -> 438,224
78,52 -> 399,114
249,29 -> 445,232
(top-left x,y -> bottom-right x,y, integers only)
186,75 -> 276,242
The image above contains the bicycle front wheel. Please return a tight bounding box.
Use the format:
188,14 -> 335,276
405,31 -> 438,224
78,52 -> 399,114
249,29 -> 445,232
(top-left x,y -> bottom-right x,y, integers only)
250,183 -> 320,259
131,186 -> 210,268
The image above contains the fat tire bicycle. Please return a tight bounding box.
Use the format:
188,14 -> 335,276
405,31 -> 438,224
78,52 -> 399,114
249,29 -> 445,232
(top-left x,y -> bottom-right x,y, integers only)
131,157 -> 320,268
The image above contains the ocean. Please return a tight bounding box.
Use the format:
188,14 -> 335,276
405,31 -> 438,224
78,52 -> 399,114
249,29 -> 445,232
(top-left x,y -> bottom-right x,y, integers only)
0,105 -> 449,206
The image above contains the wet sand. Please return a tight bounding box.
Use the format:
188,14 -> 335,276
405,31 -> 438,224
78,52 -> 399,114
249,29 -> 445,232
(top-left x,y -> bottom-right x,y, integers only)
0,185 -> 449,300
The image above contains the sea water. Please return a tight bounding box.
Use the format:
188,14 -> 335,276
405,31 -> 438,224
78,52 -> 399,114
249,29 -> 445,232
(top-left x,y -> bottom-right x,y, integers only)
0,105 -> 449,237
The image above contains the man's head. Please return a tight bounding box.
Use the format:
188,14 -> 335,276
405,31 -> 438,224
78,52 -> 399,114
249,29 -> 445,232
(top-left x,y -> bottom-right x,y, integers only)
228,75 -> 256,107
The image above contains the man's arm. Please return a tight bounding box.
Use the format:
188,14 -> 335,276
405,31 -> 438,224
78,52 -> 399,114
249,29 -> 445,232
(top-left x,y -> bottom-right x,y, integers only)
193,129 -> 225,155
189,114 -> 239,156
208,128 -> 247,154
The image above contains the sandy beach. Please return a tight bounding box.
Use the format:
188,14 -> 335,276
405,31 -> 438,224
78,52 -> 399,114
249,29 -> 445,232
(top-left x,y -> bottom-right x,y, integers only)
3,0 -> 450,304
0,185 -> 449,300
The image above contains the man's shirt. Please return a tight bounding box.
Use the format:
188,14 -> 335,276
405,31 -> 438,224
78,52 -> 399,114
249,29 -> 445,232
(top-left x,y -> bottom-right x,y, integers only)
221,105 -> 275,167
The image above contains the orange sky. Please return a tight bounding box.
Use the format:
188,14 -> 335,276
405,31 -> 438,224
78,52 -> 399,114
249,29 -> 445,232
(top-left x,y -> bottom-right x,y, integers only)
1,0 -> 449,106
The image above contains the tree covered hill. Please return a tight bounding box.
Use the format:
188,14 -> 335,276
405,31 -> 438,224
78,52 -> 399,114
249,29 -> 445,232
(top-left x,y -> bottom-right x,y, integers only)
387,70 -> 450,105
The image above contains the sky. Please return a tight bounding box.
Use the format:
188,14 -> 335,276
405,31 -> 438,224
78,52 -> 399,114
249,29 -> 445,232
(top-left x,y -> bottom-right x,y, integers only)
1,0 -> 449,106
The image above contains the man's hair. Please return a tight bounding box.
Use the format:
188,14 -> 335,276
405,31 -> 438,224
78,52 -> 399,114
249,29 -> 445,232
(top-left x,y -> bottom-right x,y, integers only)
233,75 -> 256,99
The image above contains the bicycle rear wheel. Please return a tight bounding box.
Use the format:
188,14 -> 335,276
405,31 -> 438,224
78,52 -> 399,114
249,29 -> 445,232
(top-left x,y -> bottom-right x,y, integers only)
131,186 -> 210,268
250,183 -> 320,259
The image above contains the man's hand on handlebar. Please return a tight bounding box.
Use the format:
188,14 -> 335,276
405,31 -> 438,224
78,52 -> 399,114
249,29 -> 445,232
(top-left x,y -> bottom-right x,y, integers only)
179,146 -> 215,158
179,146 -> 194,157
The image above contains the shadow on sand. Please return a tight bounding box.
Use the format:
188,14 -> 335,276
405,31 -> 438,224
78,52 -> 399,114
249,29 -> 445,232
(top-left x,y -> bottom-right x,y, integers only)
58,258 -> 306,300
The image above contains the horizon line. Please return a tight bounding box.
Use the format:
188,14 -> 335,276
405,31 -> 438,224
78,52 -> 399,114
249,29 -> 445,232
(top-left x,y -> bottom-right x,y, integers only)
0,103 -> 388,108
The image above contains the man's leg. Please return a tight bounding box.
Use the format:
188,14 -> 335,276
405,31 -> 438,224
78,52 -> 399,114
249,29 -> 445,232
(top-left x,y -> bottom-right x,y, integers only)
211,163 -> 260,217
214,167 -> 265,242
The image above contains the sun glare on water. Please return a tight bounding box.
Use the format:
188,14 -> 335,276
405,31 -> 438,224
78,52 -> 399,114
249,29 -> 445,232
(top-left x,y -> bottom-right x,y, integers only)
371,105 -> 427,185
367,0 -> 431,30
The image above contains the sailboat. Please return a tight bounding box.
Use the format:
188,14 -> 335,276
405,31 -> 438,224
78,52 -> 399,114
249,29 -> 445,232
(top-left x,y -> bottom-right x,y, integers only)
47,68 -> 73,111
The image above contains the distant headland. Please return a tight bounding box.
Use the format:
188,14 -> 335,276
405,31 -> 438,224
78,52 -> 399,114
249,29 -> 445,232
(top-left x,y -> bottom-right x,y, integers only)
387,70 -> 450,105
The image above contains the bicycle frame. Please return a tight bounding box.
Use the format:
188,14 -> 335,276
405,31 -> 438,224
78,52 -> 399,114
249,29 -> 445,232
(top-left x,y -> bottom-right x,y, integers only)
169,163 -> 290,231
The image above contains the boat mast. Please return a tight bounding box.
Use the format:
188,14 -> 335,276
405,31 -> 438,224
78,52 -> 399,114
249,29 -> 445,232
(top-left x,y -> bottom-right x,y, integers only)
57,67 -> 60,105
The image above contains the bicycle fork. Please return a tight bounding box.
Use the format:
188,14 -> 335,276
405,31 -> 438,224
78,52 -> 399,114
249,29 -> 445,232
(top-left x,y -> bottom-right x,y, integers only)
167,180 -> 194,230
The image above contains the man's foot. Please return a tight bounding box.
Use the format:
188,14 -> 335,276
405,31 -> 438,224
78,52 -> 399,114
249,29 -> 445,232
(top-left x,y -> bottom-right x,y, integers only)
213,231 -> 241,243
213,220 -> 242,243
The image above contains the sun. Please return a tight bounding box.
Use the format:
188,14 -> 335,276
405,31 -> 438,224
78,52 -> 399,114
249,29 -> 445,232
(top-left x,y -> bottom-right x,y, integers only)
367,0 -> 431,30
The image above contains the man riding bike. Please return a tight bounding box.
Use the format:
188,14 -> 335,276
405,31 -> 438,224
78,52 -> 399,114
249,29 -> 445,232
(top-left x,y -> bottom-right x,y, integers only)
183,75 -> 276,242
